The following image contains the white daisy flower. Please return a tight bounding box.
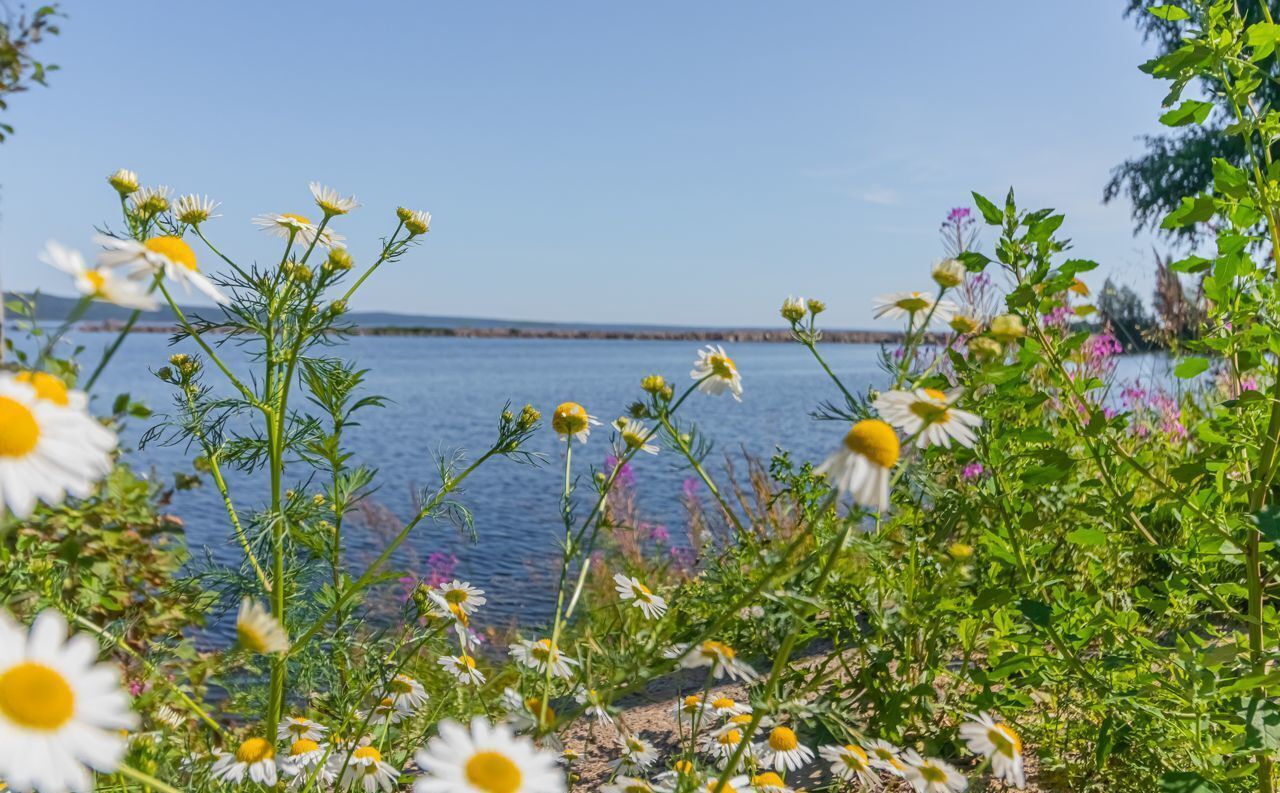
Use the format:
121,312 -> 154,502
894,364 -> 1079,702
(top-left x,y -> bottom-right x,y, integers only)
750,771 -> 796,793
0,609 -> 137,792
365,697 -> 407,726
705,696 -> 750,720
501,688 -> 558,734
613,733 -> 659,773
386,673 -> 428,712
173,194 -> 220,226
236,598 -> 289,655
253,212 -> 345,249
281,738 -> 335,789
573,687 -> 614,725
413,716 -> 566,793
41,241 -> 157,310
959,712 -> 1024,788
669,640 -> 757,681
310,182 -> 360,216
865,739 -> 906,776
278,715 -> 327,742
129,185 -> 171,215
95,234 -> 229,305
155,703 -> 186,730
107,168 -> 139,195
756,726 -> 813,773
613,573 -> 668,620
813,419 -> 901,512
437,580 -> 487,615
690,344 -> 743,401
819,743 -> 879,786
612,416 -> 659,456
901,750 -> 967,793
699,726 -> 752,765
0,372 -> 116,519
603,776 -> 656,793
675,694 -> 708,725
873,388 -> 982,449
508,638 -> 578,680
398,208 -> 432,236
340,745 -> 398,792
438,654 -> 486,685
551,402 -> 601,444
210,738 -> 278,787
872,291 -> 958,325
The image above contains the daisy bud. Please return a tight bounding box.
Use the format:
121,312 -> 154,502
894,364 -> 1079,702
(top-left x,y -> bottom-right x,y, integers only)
519,404 -> 541,430
990,314 -> 1026,343
396,206 -> 414,223
325,248 -> 354,272
932,258 -> 965,288
949,314 -> 981,335
780,296 -> 807,323
628,401 -> 647,418
328,299 -> 348,316
807,298 -> 826,315
108,168 -> 139,195
948,542 -> 974,561
661,385 -> 675,401
641,374 -> 666,394
968,336 -> 1003,362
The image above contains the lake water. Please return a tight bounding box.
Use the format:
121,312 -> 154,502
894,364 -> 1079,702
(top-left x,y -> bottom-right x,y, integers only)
65,331 -> 1174,632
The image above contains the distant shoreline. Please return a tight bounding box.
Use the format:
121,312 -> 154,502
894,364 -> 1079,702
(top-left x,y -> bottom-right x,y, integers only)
64,320 -> 924,344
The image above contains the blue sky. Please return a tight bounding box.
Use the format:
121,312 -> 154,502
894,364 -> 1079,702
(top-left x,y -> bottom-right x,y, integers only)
0,1 -> 1166,328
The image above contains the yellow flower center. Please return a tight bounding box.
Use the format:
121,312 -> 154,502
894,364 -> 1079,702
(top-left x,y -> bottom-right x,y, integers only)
920,763 -> 948,783
524,697 -> 556,724
909,391 -> 952,423
281,213 -> 313,227
237,623 -> 270,654
465,750 -> 523,793
674,760 -> 694,774
144,236 -> 198,271
354,746 -> 382,763
290,738 -> 319,755
843,419 -> 900,468
85,269 -> 107,293
717,729 -> 741,745
552,402 -> 589,435
683,695 -> 702,711
768,726 -> 798,751
622,428 -> 647,449
0,662 -> 75,731
631,582 -> 653,601
701,640 -> 735,660
843,744 -> 869,768
709,354 -> 737,378
989,723 -> 1022,756
0,397 -> 40,458
531,639 -> 553,660
390,676 -> 414,694
711,698 -> 735,710
753,772 -> 785,787
729,714 -> 752,726
286,720 -> 310,735
460,655 -> 477,669
444,589 -> 469,604
895,292 -> 930,312
873,747 -> 902,768
235,737 -> 274,764
15,372 -> 70,407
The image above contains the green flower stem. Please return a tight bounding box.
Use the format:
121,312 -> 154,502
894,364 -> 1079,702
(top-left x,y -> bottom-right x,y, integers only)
156,281 -> 259,407
659,413 -> 748,541
289,448 -> 499,655
340,221 -> 406,305
115,763 -> 182,793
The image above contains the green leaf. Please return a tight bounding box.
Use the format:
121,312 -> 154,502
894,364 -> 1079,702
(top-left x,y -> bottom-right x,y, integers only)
1161,194 -> 1216,230
972,191 -> 1002,224
1248,22 -> 1280,60
1240,696 -> 1280,750
1174,357 -> 1210,378
1066,527 -> 1108,547
957,251 -> 991,272
1147,5 -> 1189,21
1170,255 -> 1211,273
1159,772 -> 1221,793
1159,99 -> 1213,127
1018,598 -> 1052,627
